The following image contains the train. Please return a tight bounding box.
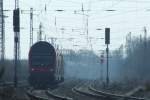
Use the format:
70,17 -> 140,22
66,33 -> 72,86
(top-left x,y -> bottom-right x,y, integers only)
28,41 -> 64,88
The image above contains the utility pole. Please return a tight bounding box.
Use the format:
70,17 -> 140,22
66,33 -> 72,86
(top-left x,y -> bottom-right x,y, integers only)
143,27 -> 147,49
13,0 -> 20,87
0,0 -> 5,65
37,23 -> 42,41
51,38 -> 57,47
140,34 -> 142,43
55,17 -> 57,34
21,8 -> 34,47
86,16 -> 89,46
126,32 -> 132,55
60,27 -> 65,49
106,44 -> 109,86
143,27 -> 147,72
82,3 -> 89,47
30,8 -> 33,47
89,37 -> 93,51
105,28 -> 110,87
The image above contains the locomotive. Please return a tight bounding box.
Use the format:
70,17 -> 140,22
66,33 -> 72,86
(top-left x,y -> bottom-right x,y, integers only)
28,41 -> 64,88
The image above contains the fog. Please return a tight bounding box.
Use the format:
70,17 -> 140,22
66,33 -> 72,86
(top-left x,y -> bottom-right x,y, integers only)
63,49 -> 123,82
119,34 -> 150,84
64,34 -> 150,84
0,36 -> 150,84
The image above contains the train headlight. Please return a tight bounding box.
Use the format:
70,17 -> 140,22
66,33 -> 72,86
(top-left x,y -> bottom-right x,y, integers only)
31,68 -> 35,71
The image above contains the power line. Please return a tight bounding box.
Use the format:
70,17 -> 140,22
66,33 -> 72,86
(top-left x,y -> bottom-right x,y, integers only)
109,0 -> 124,8
91,0 -> 150,3
90,9 -> 148,21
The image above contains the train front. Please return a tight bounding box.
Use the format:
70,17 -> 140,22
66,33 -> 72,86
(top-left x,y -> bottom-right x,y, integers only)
28,41 -> 56,88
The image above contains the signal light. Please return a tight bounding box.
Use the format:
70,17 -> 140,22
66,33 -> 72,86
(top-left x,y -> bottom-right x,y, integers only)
105,28 -> 110,44
13,8 -> 20,32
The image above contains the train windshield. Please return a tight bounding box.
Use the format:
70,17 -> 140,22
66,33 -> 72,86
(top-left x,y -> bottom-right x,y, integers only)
31,55 -> 55,66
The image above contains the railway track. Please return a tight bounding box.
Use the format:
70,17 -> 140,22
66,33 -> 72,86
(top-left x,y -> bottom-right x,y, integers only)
0,80 -> 29,87
26,89 -> 49,100
0,81 -> 30,100
26,79 -> 78,100
47,79 -> 101,100
0,80 -> 147,100
89,84 -> 147,100
73,81 -> 148,100
46,90 -> 72,100
73,81 -> 106,99
27,88 -> 74,100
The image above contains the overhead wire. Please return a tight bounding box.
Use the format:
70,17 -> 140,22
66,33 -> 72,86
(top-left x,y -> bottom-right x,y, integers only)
58,0 -> 86,4
91,0 -> 150,3
90,8 -> 148,22
109,0 -> 124,8
19,0 -> 150,51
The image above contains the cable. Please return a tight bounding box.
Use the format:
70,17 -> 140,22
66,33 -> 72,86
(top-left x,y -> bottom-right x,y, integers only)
92,0 -> 150,3
58,0 -> 83,4
109,0 -> 124,8
90,8 -> 147,22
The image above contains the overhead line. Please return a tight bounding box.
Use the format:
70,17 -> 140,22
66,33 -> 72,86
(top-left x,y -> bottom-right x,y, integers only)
109,0 -> 124,8
91,0 -> 150,3
90,9 -> 148,21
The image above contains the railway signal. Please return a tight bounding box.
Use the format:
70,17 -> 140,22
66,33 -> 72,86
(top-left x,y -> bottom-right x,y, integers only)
105,28 -> 110,87
13,8 -> 20,32
105,28 -> 110,44
13,0 -> 20,88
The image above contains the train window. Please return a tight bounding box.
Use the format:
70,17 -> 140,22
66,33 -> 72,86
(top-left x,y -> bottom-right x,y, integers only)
30,55 -> 55,66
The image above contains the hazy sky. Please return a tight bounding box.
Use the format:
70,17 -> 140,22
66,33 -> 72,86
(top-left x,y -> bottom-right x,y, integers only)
4,0 -> 150,59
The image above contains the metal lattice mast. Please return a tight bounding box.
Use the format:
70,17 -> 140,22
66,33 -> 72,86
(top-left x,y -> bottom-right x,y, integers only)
13,0 -> 20,87
30,8 -> 33,47
37,23 -> 42,41
15,0 -> 19,9
0,0 -> 5,64
144,27 -> 147,48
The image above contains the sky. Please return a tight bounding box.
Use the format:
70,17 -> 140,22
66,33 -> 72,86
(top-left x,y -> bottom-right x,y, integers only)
3,0 -> 150,59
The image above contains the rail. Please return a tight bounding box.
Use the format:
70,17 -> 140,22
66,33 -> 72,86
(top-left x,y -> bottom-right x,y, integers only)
89,85 -> 146,100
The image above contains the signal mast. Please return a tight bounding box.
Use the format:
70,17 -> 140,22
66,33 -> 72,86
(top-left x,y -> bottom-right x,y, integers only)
13,0 -> 20,87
